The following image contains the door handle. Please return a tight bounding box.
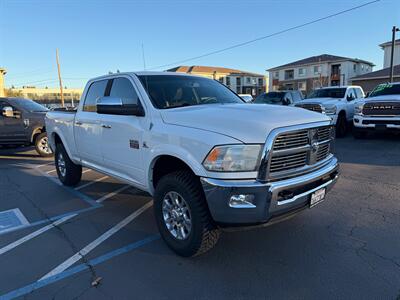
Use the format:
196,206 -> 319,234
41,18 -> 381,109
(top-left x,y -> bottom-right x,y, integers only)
101,124 -> 111,129
75,121 -> 83,126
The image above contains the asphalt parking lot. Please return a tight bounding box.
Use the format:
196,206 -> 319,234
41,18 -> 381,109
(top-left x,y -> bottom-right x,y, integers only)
0,133 -> 399,300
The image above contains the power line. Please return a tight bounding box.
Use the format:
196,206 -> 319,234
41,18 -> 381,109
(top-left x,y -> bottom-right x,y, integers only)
148,0 -> 381,70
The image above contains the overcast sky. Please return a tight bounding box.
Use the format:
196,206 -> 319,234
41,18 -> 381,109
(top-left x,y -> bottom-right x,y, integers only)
1,0 -> 399,88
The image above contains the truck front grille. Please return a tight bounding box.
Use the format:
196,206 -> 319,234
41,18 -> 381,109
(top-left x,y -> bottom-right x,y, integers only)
296,103 -> 323,113
259,125 -> 334,181
362,102 -> 400,116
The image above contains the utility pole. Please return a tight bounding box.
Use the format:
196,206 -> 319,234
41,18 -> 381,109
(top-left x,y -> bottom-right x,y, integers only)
389,26 -> 399,83
56,49 -> 64,107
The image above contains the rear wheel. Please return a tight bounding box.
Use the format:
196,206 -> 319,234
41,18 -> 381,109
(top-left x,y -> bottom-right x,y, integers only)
154,170 -> 220,257
55,143 -> 82,186
35,132 -> 53,157
335,113 -> 347,138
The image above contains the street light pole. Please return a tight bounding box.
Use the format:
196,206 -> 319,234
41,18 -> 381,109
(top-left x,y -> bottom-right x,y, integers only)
389,26 -> 399,83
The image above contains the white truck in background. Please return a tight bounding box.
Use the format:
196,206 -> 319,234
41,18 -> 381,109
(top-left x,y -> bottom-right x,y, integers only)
295,86 -> 365,137
353,82 -> 400,138
46,72 -> 339,257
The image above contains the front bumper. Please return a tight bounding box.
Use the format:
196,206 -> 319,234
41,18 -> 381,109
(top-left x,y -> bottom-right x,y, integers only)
200,157 -> 339,225
354,115 -> 400,130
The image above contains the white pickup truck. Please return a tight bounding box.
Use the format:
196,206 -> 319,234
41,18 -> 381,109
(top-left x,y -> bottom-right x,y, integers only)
295,86 -> 365,137
353,82 -> 400,138
46,72 -> 339,256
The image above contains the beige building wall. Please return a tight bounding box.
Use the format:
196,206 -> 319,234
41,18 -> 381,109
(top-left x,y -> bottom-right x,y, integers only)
0,68 -> 6,97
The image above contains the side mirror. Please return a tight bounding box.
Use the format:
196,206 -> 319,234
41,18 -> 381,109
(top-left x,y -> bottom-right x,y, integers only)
2,106 -> 14,118
96,97 -> 145,116
365,92 -> 371,98
346,95 -> 355,101
283,98 -> 291,105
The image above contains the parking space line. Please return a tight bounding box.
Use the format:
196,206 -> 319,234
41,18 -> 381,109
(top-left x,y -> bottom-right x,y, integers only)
39,201 -> 153,280
75,175 -> 108,191
0,234 -> 160,300
96,185 -> 131,203
46,169 -> 91,175
0,214 -> 76,256
35,162 -> 54,169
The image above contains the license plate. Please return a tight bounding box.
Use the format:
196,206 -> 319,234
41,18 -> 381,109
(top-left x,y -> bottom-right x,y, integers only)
375,124 -> 387,131
310,188 -> 326,207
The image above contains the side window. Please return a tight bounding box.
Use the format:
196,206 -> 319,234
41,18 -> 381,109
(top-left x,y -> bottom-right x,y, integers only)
83,80 -> 108,112
291,92 -> 301,103
347,88 -> 356,101
284,92 -> 293,103
109,77 -> 139,105
355,88 -> 364,98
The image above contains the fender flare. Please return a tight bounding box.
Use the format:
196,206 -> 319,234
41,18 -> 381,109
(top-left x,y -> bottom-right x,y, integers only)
30,127 -> 44,143
146,146 -> 207,195
49,129 -> 75,161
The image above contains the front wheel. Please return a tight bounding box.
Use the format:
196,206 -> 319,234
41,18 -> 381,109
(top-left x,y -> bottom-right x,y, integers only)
335,113 -> 347,138
154,170 -> 220,257
35,132 -> 53,157
55,143 -> 82,186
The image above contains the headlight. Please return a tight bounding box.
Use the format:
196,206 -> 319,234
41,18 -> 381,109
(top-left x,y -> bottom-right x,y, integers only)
354,103 -> 364,115
323,105 -> 337,115
203,145 -> 263,172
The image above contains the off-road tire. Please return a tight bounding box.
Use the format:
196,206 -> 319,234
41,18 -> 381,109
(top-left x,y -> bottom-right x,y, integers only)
154,170 -> 220,257
34,132 -> 53,157
55,143 -> 82,186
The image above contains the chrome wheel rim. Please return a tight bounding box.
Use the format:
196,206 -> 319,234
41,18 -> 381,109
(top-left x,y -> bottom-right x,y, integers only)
57,152 -> 66,177
38,137 -> 52,154
162,191 -> 192,240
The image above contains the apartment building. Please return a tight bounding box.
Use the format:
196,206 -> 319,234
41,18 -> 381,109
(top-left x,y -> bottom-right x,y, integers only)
167,65 -> 267,96
267,54 -> 374,94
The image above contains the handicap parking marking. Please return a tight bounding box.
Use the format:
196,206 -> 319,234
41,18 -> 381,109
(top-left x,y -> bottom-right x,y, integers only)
40,200 -> 153,280
0,209 -> 30,234
0,234 -> 160,300
0,214 -> 76,256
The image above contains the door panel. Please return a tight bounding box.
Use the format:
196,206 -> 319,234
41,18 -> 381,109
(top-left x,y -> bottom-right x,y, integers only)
100,77 -> 146,185
74,79 -> 108,166
0,101 -> 27,143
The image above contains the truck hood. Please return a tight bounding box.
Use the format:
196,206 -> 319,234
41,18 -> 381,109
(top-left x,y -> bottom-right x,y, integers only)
364,95 -> 400,102
160,104 -> 330,143
300,98 -> 341,105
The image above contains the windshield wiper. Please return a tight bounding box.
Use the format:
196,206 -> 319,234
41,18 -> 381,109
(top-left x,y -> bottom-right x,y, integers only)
164,103 -> 191,109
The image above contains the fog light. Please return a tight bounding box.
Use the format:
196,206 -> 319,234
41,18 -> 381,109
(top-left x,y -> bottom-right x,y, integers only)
229,194 -> 256,208
354,118 -> 360,123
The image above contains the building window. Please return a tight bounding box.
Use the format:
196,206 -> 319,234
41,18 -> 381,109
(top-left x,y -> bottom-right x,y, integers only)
361,64 -> 364,71
236,86 -> 241,94
298,68 -> 306,76
274,71 -> 279,79
226,77 -> 231,86
219,77 -> 224,83
353,64 -> 357,72
298,81 -> 306,91
284,70 -> 294,80
313,65 -> 321,75
246,77 -> 251,84
258,78 -> 263,86
236,77 -> 241,86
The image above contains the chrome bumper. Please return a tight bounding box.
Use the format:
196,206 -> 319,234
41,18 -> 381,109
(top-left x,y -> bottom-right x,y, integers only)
200,157 -> 339,225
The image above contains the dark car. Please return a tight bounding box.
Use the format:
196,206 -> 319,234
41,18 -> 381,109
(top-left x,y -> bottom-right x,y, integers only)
0,97 -> 53,157
253,90 -> 303,106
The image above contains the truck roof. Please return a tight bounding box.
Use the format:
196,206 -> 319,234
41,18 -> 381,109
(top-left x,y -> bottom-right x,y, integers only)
89,71 -> 203,82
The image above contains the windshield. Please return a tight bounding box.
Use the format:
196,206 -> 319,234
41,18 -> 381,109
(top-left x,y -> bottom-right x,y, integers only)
138,75 -> 244,109
254,92 -> 285,104
308,88 -> 346,99
13,99 -> 48,112
369,83 -> 400,97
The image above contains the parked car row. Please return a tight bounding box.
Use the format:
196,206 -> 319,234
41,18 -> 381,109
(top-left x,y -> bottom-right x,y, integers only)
251,82 -> 400,138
